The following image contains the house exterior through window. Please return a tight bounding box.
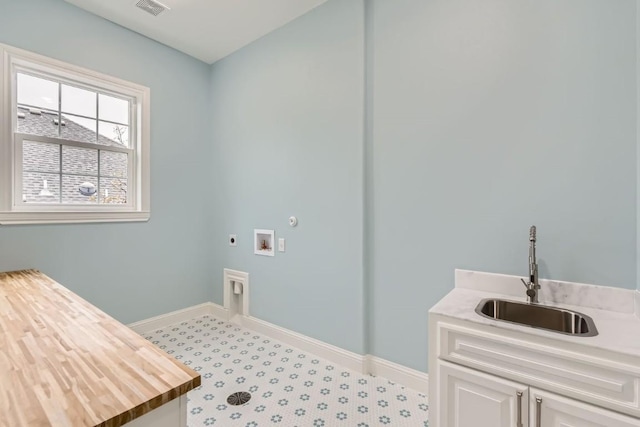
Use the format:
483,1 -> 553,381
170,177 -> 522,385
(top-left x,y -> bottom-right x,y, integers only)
0,43 -> 150,224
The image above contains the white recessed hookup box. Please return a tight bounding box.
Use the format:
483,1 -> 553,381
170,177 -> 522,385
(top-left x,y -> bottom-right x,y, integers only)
254,229 -> 274,256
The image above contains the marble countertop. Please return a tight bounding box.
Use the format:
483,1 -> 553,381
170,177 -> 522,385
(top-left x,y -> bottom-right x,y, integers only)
430,270 -> 640,359
0,270 -> 201,427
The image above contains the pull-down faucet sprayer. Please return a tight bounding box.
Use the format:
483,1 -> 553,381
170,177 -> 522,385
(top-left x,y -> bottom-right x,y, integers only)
520,226 -> 540,303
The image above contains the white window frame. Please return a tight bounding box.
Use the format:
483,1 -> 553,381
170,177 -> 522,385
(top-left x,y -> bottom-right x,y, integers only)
0,43 -> 150,224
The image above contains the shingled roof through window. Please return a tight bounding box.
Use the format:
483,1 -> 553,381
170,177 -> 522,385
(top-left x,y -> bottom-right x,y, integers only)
17,106 -> 125,147
18,106 -> 127,205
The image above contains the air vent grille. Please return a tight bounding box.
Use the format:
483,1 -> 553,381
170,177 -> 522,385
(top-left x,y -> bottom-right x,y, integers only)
135,0 -> 169,16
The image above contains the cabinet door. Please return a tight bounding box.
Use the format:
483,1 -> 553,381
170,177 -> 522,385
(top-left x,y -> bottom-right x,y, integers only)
530,389 -> 639,427
438,360 -> 528,427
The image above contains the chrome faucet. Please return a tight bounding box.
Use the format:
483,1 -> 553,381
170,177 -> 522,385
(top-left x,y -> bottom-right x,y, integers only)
520,225 -> 540,303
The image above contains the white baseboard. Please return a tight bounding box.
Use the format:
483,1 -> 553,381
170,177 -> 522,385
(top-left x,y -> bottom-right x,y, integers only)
237,314 -> 367,374
127,303 -> 216,334
210,302 -> 230,321
128,302 -> 428,392
367,355 -> 429,392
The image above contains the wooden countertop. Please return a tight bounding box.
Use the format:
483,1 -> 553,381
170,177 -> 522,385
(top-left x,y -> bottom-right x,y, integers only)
0,270 -> 201,427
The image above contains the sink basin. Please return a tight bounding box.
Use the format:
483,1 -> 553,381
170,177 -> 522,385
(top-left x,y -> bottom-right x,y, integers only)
475,299 -> 598,337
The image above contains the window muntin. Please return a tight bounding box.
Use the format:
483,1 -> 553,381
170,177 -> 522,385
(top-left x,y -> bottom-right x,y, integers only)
15,70 -> 133,207
17,134 -> 131,206
16,71 -> 131,147
0,42 -> 150,224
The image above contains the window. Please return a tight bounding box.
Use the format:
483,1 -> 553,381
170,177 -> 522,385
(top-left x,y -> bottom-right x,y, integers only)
0,43 -> 150,224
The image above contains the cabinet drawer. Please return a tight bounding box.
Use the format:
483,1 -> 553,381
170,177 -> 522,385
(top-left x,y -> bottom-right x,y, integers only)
438,321 -> 640,417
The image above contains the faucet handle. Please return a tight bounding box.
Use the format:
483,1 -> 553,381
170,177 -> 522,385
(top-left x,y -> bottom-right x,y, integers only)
520,278 -> 530,289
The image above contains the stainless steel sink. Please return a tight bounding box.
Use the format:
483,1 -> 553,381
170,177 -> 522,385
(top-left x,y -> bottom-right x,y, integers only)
475,299 -> 598,337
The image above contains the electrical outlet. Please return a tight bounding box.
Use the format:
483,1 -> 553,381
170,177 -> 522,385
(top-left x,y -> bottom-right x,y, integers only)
278,238 -> 285,252
229,234 -> 237,246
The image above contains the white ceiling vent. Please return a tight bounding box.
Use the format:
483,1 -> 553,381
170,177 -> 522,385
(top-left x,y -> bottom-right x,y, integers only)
135,0 -> 170,17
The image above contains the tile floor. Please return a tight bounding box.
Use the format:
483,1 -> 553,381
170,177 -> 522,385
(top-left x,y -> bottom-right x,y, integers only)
143,315 -> 429,426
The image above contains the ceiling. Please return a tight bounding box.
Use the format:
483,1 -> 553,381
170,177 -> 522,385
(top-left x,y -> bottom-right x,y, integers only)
64,0 -> 328,64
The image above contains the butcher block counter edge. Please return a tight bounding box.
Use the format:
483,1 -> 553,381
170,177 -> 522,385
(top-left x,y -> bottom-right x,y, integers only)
0,269 -> 201,427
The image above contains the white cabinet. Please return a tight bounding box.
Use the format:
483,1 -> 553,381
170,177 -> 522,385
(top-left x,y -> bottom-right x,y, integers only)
437,360 -> 639,427
125,395 -> 187,427
439,361 -> 528,427
429,315 -> 640,427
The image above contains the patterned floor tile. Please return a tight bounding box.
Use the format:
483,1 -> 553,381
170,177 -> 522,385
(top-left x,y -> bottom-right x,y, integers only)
144,316 -> 429,426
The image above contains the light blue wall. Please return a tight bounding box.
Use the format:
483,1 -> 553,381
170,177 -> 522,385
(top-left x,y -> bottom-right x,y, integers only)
209,0 -> 637,371
209,0 -> 366,353
0,0 -> 214,324
371,0 -> 637,370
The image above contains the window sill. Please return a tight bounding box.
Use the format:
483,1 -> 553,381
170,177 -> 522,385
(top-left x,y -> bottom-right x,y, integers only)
0,210 -> 150,225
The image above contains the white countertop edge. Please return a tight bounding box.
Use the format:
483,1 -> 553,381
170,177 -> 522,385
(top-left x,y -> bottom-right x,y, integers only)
455,269 -> 636,314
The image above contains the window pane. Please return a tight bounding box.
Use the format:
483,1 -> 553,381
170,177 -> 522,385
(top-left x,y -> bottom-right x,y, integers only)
62,175 -> 98,204
99,94 -> 129,125
100,150 -> 127,178
62,84 -> 96,118
23,172 -> 60,204
60,113 -> 97,144
62,146 -> 98,176
17,108 -> 62,138
23,141 -> 60,173
100,177 -> 127,204
98,122 -> 128,147
17,73 -> 59,111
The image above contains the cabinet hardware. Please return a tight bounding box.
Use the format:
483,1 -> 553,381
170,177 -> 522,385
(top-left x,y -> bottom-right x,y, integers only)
536,397 -> 543,427
516,391 -> 523,427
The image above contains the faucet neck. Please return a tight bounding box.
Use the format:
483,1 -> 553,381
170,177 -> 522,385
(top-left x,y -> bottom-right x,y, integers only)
525,225 -> 540,303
